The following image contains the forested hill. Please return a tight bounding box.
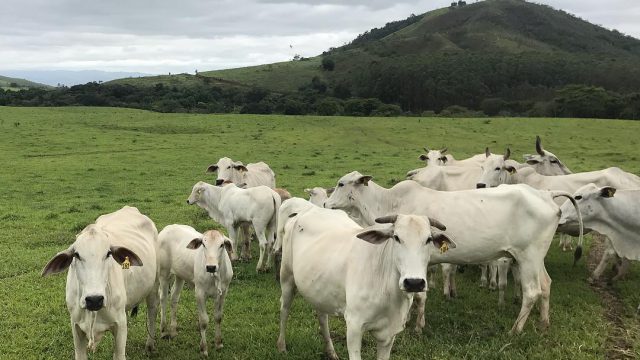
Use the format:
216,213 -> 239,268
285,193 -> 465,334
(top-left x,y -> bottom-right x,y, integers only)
3,0 -> 640,119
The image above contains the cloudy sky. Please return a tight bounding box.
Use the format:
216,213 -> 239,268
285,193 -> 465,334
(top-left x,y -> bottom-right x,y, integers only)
1,0 -> 639,75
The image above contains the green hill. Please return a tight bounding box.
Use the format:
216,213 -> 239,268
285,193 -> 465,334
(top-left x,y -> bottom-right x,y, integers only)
0,75 -> 51,91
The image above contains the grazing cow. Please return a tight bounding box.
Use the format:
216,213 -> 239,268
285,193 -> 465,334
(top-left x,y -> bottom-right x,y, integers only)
157,225 -> 233,357
277,205 -> 454,360
206,157 -> 276,188
187,181 -> 281,272
41,206 -> 159,359
304,187 -> 334,207
558,185 -> 638,285
324,171 -> 583,333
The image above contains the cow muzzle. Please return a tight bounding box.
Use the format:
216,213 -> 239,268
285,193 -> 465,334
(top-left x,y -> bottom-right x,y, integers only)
85,295 -> 105,311
215,179 -> 224,186
206,265 -> 217,274
402,278 -> 426,293
476,183 -> 487,189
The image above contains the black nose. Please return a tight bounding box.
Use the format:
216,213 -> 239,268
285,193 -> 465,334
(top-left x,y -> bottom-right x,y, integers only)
476,183 -> 487,189
85,295 -> 104,311
215,179 -> 224,186
206,265 -> 217,273
186,200 -> 190,204
403,278 -> 426,292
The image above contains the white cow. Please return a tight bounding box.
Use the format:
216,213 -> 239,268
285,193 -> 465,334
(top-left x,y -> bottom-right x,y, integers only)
304,187 -> 334,206
206,157 -> 276,188
277,205 -> 454,360
418,146 -> 488,167
523,136 -> 572,176
324,171 -> 583,333
187,181 -> 281,272
558,184 -> 639,287
41,206 -> 159,359
157,225 -> 233,357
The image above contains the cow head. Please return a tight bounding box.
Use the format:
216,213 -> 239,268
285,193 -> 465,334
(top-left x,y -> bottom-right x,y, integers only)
304,187 -> 333,206
323,171 -> 372,213
41,225 -> 142,311
206,157 -> 247,186
187,181 -> 210,205
187,230 -> 232,275
419,147 -> 448,166
558,183 -> 615,235
523,136 -> 571,175
356,214 -> 455,293
476,148 -> 518,188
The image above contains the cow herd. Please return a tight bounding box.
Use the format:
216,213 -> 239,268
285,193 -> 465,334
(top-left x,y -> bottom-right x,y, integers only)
41,137 -> 640,360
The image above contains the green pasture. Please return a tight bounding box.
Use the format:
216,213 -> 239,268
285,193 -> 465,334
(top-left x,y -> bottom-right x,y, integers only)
0,107 -> 639,359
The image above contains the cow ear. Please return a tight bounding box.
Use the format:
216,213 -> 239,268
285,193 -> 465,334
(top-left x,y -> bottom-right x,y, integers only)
223,238 -> 233,254
440,147 -> 447,154
440,156 -> 448,164
504,166 -> 517,174
186,238 -> 204,249
427,217 -> 447,231
356,175 -> 373,186
419,154 -> 428,161
111,246 -> 143,266
525,159 -> 540,165
325,187 -> 335,196
600,187 -> 616,198
503,148 -> 511,161
234,164 -> 248,172
206,164 -> 219,173
356,228 -> 393,245
429,232 -> 457,250
304,188 -> 312,194
41,247 -> 74,276
485,147 -> 491,158
237,182 -> 247,188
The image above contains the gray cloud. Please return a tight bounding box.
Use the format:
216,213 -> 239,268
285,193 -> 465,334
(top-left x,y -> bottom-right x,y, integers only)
0,0 -> 638,74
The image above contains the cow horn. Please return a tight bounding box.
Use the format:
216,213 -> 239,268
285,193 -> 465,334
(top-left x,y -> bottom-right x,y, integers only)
504,148 -> 511,161
423,146 -> 430,152
440,147 -> 448,154
428,217 -> 447,231
485,147 -> 490,158
536,136 -> 544,156
375,215 -> 397,224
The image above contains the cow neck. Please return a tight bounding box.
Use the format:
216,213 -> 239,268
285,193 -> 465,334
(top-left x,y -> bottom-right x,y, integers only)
202,184 -> 225,223
357,181 -> 397,226
593,195 -> 636,241
359,239 -> 403,299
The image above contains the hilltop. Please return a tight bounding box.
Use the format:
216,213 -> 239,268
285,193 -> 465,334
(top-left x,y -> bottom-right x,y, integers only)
0,75 -> 51,91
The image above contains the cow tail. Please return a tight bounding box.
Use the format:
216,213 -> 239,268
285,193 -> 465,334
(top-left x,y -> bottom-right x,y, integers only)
551,191 -> 584,265
270,192 -> 282,252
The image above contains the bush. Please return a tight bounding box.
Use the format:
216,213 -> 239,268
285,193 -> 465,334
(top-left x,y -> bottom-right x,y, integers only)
371,103 -> 402,117
316,98 -> 343,116
321,58 -> 335,71
283,99 -> 306,115
481,98 -> 508,116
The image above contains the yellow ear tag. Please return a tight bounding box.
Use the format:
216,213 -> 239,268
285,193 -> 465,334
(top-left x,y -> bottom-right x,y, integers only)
440,242 -> 449,254
122,256 -> 131,270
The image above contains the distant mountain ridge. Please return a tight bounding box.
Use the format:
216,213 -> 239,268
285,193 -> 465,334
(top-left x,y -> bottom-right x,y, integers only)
1,70 -> 153,87
0,75 -> 51,90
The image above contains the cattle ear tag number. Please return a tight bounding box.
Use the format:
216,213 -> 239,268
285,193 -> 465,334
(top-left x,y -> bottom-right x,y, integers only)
440,242 -> 449,254
122,257 -> 131,270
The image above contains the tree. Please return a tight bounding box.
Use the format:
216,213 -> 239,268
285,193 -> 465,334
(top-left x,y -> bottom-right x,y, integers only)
321,58 -> 335,71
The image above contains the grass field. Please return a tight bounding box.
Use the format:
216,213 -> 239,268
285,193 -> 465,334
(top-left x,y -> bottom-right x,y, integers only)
0,107 -> 639,359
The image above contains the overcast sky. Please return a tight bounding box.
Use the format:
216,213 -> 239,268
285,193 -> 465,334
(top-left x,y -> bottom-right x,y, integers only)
1,0 -> 639,74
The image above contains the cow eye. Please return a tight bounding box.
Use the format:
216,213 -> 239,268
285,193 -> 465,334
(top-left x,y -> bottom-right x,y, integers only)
393,235 -> 400,243
550,159 -> 559,164
495,167 -> 500,171
338,183 -> 344,187
106,250 -> 112,259
575,195 -> 583,200
227,166 -> 231,169
73,252 -> 82,260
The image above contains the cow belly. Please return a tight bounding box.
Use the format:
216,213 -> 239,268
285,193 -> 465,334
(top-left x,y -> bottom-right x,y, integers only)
294,262 -> 347,315
123,266 -> 156,307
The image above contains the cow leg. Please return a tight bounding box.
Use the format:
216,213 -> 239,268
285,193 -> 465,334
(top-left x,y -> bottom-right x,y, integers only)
558,234 -> 572,251
145,278 -> 159,352
169,277 -> 185,338
158,272 -> 171,338
479,264 -> 488,288
253,224 -> 269,272
539,265 -> 552,330
489,261 -> 498,291
413,292 -> 426,334
511,264 -> 522,304
240,224 -> 252,261
497,259 -> 511,306
317,312 -> 338,360
510,261 -> 542,334
612,257 -> 630,282
345,317 -> 364,360
264,219 -> 277,271
427,265 -> 437,290
213,289 -> 227,350
277,271 -> 296,352
591,245 -> 616,283
71,323 -> 88,360
226,226 -> 240,261
195,288 -> 210,357
449,266 -> 458,298
441,264 -> 456,299
112,314 -> 128,360
375,335 -> 396,360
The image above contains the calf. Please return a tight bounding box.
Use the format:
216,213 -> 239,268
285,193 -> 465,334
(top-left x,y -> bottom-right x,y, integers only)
41,206 -> 159,359
157,225 -> 233,357
304,187 -> 334,206
277,206 -> 454,360
187,181 -> 281,272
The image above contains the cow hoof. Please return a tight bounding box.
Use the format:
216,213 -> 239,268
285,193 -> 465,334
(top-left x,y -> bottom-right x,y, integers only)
587,277 -> 597,284
161,333 -> 172,340
414,326 -> 423,335
277,339 -> 287,353
145,340 -> 156,352
538,320 -> 550,331
215,342 -> 224,350
328,351 -> 339,360
201,350 -> 209,358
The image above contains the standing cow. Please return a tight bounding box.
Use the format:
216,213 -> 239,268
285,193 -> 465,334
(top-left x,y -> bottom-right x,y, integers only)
157,225 -> 233,357
276,205 -> 454,360
41,206 -> 159,360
